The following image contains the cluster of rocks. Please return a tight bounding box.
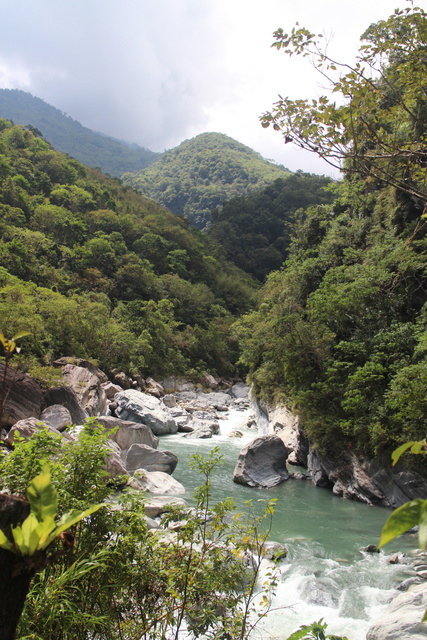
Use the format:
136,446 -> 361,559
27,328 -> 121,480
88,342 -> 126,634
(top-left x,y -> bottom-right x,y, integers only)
0,359 -> 252,500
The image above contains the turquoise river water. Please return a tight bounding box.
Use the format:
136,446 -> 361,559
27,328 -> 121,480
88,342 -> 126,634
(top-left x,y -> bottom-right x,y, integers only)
160,407 -> 419,640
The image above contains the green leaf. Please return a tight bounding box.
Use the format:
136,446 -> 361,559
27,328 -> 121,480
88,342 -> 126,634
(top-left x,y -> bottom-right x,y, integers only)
11,330 -> 31,342
379,500 -> 425,548
419,501 -> 427,551
43,504 -> 105,549
26,464 -> 58,521
391,441 -> 417,465
0,529 -> 14,553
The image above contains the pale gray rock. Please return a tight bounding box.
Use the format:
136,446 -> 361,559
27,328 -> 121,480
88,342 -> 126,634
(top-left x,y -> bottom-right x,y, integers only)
126,443 -> 178,474
115,390 -> 178,436
91,416 -> 159,450
161,377 -> 196,394
0,364 -> 43,428
129,469 -> 185,494
40,405 -> 72,432
144,377 -> 164,397
101,381 -> 122,399
53,357 -> 108,383
44,386 -> 88,425
60,364 -> 108,416
366,583 -> 427,640
229,382 -> 250,399
163,394 -> 177,408
104,440 -> 129,479
183,426 -> 213,439
233,436 -> 290,488
143,496 -> 189,518
6,417 -> 63,445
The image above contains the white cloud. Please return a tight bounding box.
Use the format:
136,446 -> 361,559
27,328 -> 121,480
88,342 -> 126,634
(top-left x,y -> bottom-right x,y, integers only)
0,0 -> 416,174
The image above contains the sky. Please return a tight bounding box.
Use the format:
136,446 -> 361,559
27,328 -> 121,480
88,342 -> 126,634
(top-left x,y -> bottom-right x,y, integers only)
0,0 -> 423,177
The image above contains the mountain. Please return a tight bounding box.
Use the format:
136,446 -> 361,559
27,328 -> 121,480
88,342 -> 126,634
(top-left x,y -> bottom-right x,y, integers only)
0,89 -> 159,176
122,132 -> 291,228
0,118 -> 256,378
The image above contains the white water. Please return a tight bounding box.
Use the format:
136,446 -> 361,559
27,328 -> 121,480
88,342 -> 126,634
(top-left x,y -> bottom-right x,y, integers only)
161,407 -> 418,640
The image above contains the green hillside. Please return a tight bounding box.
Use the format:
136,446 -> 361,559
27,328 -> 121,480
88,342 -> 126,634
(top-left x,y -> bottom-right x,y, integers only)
207,172 -> 335,281
0,119 -> 256,378
122,132 -> 291,228
0,89 -> 159,177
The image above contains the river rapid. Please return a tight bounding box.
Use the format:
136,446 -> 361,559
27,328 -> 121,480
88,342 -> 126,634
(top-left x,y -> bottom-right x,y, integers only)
160,406 -> 418,640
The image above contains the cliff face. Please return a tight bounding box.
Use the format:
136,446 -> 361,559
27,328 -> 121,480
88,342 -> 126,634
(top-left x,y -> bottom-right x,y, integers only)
253,399 -> 426,509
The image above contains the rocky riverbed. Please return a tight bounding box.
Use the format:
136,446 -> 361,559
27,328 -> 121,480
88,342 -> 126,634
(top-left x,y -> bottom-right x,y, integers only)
1,357 -> 426,639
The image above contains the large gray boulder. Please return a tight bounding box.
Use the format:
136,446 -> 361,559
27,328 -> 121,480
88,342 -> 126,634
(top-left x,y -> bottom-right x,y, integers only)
40,405 -> 72,432
92,416 -> 159,450
366,583 -> 427,640
44,386 -> 88,425
115,390 -> 178,436
129,469 -> 185,495
233,436 -> 289,488
126,444 -> 178,474
59,364 -> 108,416
5,417 -> 67,445
0,364 -> 43,428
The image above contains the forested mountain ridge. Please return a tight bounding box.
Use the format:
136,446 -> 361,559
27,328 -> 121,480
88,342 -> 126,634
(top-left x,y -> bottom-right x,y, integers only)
237,7 -> 427,462
207,172 -> 335,281
0,89 -> 160,177
0,118 -> 256,379
122,132 -> 291,228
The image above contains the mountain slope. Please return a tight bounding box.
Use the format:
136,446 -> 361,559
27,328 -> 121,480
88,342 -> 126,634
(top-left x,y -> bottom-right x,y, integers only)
122,132 -> 291,228
0,119 -> 256,378
0,89 -> 159,176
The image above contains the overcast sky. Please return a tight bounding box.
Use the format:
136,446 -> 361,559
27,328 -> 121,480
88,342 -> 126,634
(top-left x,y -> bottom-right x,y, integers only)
0,0 -> 421,176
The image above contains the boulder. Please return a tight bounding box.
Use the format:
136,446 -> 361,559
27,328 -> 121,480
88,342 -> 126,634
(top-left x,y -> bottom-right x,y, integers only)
183,426 -> 213,439
0,364 -> 43,428
229,382 -> 250,399
163,394 -> 177,408
366,583 -> 427,640
144,378 -> 164,397
143,496 -> 188,518
126,444 -> 178,474
129,469 -> 185,494
104,440 -> 129,479
233,436 -> 290,488
5,417 -> 64,445
92,416 -> 159,450
161,377 -> 196,394
40,405 -> 72,432
101,381 -> 122,399
307,447 -> 386,506
115,390 -> 178,436
44,387 -> 88,425
59,364 -> 108,416
53,357 -> 108,383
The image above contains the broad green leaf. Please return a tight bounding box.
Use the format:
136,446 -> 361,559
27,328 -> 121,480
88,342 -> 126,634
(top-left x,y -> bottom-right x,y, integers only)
0,529 -> 14,553
392,440 -> 426,466
26,464 -> 57,521
11,330 -> 31,342
44,504 -> 105,548
392,442 -> 417,466
419,501 -> 427,551
14,513 -> 40,555
379,499 -> 424,548
34,516 -> 57,550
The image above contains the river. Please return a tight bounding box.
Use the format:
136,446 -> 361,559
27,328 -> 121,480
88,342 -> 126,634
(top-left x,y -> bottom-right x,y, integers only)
159,406 -> 418,640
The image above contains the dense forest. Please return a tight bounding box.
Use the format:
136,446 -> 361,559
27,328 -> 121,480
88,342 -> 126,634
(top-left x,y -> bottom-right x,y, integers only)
122,132 -> 290,228
207,172 -> 335,281
0,89 -> 159,177
237,7 -> 427,460
0,119 -> 257,380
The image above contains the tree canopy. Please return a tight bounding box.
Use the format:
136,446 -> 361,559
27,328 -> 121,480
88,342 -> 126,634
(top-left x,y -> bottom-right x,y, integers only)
261,7 -> 427,207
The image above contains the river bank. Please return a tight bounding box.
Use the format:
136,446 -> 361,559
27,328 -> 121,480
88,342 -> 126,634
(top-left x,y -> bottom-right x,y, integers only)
1,359 -> 426,639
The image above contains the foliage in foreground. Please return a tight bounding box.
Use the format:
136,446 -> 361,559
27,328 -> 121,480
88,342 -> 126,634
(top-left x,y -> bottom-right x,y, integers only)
0,428 -> 278,640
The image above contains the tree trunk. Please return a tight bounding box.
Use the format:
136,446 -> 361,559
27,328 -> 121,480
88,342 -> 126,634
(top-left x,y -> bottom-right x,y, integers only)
0,494 -> 36,640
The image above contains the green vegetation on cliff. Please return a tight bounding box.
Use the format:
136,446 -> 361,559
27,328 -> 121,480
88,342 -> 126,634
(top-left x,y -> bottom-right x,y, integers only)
237,7 -> 427,460
0,119 -> 255,378
0,89 -> 159,177
122,132 -> 290,228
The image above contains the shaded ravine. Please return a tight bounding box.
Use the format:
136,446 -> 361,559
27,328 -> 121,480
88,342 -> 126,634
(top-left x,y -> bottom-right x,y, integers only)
160,406 -> 418,640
